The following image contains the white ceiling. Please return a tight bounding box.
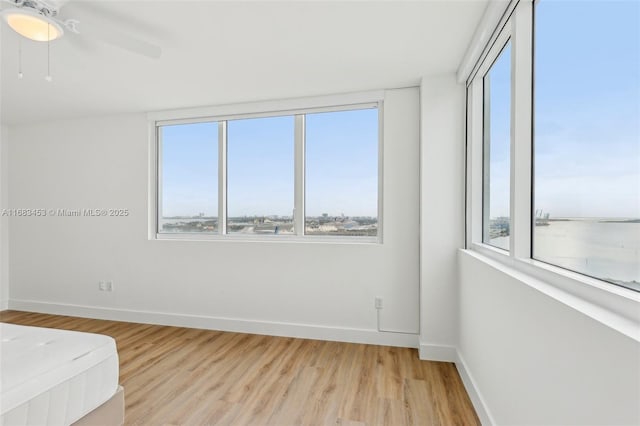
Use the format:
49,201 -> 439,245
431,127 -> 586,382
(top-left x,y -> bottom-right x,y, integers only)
0,0 -> 487,125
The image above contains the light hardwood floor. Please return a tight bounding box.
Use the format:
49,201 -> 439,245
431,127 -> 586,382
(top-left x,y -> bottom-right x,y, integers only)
0,310 -> 479,425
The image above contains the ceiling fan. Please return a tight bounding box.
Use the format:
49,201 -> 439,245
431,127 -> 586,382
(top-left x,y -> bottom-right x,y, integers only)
0,0 -> 162,58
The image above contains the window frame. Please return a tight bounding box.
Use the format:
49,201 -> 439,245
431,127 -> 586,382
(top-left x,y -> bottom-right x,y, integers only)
148,92 -> 384,244
464,0 -> 640,341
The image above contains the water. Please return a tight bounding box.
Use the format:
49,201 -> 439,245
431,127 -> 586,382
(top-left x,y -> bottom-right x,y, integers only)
159,217 -> 218,233
534,219 -> 639,287
488,220 -> 639,289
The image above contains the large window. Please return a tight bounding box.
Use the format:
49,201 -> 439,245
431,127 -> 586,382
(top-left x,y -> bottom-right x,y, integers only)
466,0 -> 639,293
533,0 -> 639,289
305,109 -> 379,237
155,103 -> 380,240
482,42 -> 512,251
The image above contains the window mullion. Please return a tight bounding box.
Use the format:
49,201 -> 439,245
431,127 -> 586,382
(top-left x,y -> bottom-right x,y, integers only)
377,102 -> 384,243
482,75 -> 492,245
156,125 -> 163,236
219,121 -> 227,235
468,80 -> 484,246
294,114 -> 305,236
510,0 -> 533,259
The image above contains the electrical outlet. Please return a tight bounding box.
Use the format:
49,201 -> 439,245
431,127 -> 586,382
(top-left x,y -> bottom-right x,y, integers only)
375,297 -> 383,309
98,281 -> 114,292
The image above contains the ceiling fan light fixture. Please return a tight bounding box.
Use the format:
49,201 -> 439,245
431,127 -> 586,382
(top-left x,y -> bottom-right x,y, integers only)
1,8 -> 63,41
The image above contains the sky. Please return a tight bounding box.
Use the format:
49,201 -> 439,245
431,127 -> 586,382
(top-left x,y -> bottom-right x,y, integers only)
161,109 -> 378,218
485,42 -> 511,222
161,122 -> 218,217
489,0 -> 640,219
534,0 -> 639,219
227,115 -> 295,218
305,109 -> 378,217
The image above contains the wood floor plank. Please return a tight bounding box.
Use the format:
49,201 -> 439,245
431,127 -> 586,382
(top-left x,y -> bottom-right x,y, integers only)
338,344 -> 380,423
372,398 -> 406,426
0,310 -> 480,425
436,362 -> 481,425
265,366 -> 324,425
375,346 -> 404,401
231,339 -> 313,424
404,378 -> 438,426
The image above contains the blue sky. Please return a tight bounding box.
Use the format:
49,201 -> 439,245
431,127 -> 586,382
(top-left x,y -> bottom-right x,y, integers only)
485,42 -> 511,220
161,122 -> 218,217
534,0 -> 639,218
486,0 -> 639,219
227,115 -> 294,217
305,109 -> 378,217
161,109 -> 378,218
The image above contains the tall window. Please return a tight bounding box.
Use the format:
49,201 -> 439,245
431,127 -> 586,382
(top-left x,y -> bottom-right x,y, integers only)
155,103 -> 381,240
467,0 -> 639,293
533,1 -> 640,289
533,0 -> 640,289
483,42 -> 512,251
227,116 -> 294,235
159,122 -> 218,233
305,108 -> 378,237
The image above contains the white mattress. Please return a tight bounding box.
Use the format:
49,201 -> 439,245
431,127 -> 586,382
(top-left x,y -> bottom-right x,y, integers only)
0,323 -> 119,425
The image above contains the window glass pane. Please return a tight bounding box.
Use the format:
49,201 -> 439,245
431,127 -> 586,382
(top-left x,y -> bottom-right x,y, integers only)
227,115 -> 294,234
159,122 -> 218,233
305,108 -> 378,237
483,42 -> 511,250
533,1 -> 640,291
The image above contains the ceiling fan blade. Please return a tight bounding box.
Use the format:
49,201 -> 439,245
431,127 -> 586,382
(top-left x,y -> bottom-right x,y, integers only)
62,0 -> 168,41
1,0 -> 22,7
63,28 -> 92,52
83,26 -> 162,59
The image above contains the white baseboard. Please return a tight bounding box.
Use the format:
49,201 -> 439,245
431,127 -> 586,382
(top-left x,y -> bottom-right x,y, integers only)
418,342 -> 457,362
7,299 -> 493,423
7,299 -> 418,348
455,350 -> 495,426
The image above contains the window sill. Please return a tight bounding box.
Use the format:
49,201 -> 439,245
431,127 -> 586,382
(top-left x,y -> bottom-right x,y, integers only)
465,244 -> 640,342
155,233 -> 381,245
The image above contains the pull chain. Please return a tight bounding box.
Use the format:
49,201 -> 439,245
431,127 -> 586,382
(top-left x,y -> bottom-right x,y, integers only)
18,38 -> 23,79
45,23 -> 52,82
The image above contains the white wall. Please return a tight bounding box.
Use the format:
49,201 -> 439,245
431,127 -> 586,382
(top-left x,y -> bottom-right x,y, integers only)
0,125 -> 7,310
6,87 -> 420,346
1,27 -> 8,310
419,74 -> 465,360
459,250 -> 640,425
